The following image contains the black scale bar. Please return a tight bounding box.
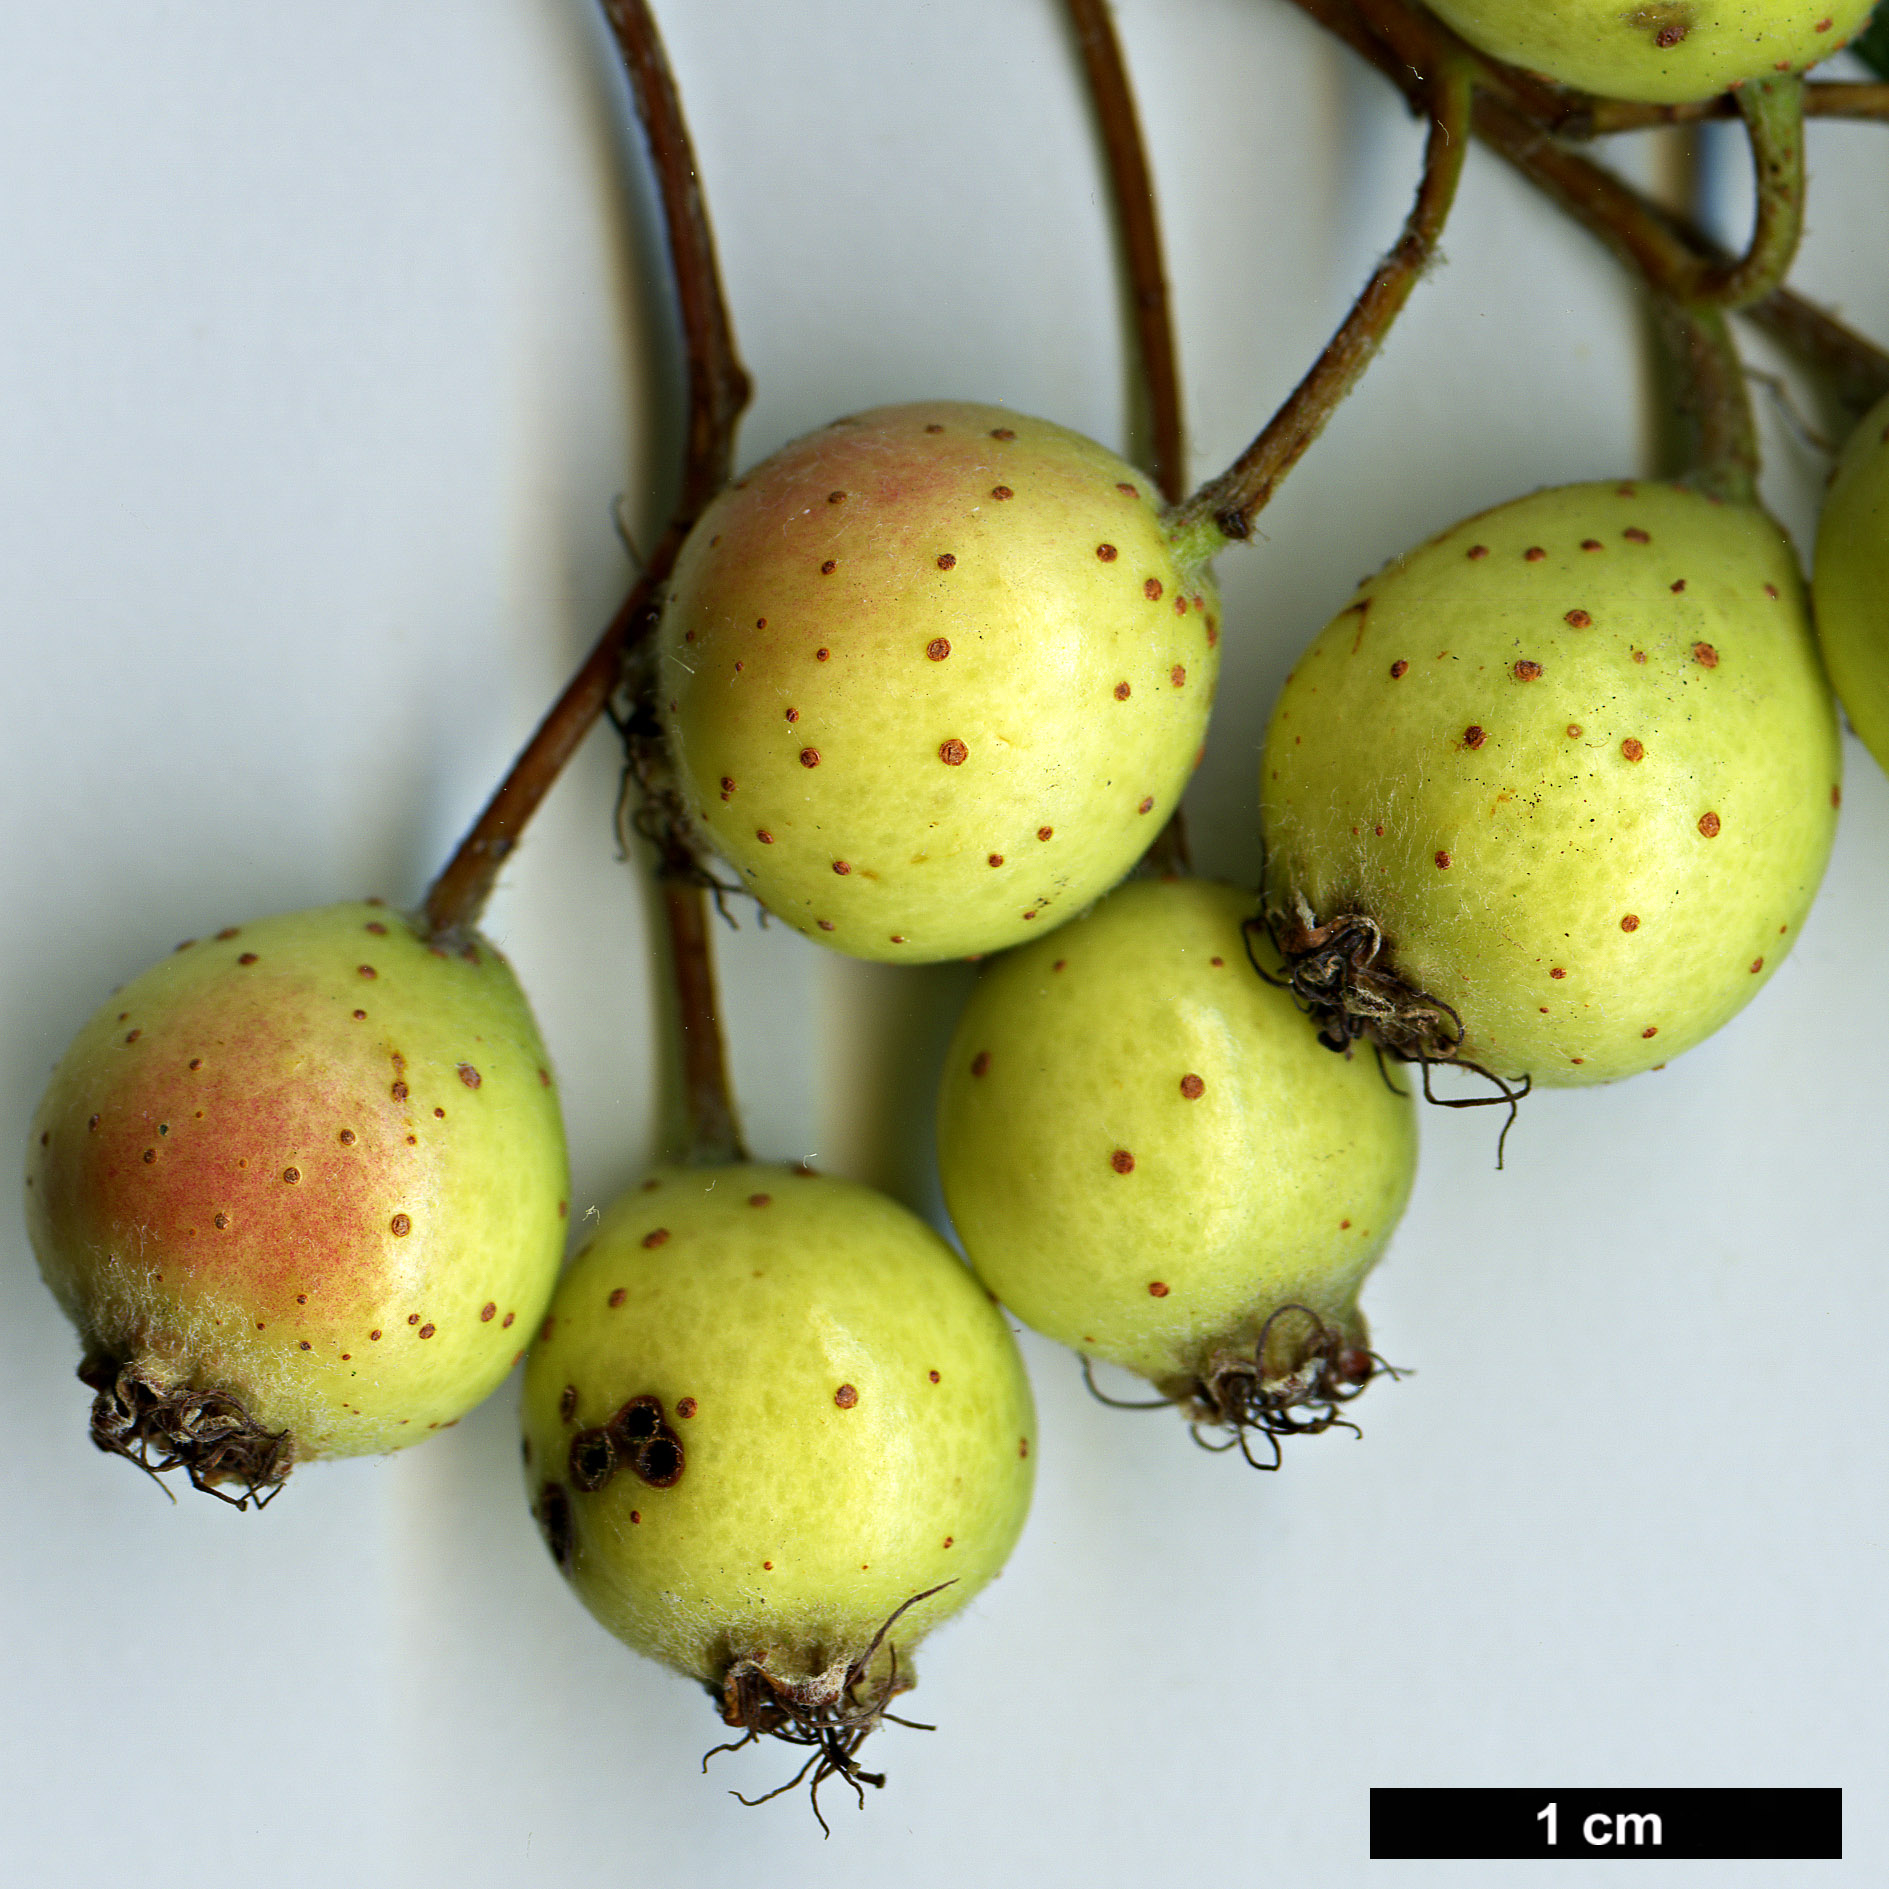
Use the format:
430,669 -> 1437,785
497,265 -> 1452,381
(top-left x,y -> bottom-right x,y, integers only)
1369,1787 -> 1841,1860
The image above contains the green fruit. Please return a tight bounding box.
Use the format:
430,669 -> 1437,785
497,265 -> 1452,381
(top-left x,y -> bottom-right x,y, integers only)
1424,0 -> 1873,103
936,878 -> 1417,1447
1260,481 -> 1840,1088
1813,389 -> 1889,774
521,1162 -> 1034,1789
25,902 -> 568,1498
656,401 -> 1220,962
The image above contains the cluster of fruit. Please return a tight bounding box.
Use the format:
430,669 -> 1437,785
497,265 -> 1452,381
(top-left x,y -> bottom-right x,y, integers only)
21,0 -> 1889,1825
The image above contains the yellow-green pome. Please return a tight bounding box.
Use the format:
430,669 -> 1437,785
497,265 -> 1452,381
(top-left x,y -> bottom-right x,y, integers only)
1425,0 -> 1871,104
657,401 -> 1220,961
25,903 -> 569,1487
1261,482 -> 1839,1087
937,879 -> 1416,1419
1813,388 -> 1889,775
522,1164 -> 1035,1716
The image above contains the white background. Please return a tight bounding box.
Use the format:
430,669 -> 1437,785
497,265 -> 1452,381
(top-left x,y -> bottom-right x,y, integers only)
1,3 -> 1884,1883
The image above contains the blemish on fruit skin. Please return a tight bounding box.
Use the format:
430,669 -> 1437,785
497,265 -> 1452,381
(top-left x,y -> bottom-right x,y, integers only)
393,1080 -> 409,1101
1581,539 -> 1603,552
1097,543 -> 1118,562
357,963 -> 378,980
434,1107 -> 446,1119
936,553 -> 956,571
1435,851 -> 1452,869
1524,546 -> 1546,563
833,860 -> 852,876
458,1063 -> 482,1089
1147,1282 -> 1169,1297
238,953 -> 258,965
1831,784 -> 1841,808
283,1166 -> 301,1184
1693,640 -> 1718,666
1698,812 -> 1721,837
214,1212 -> 228,1228
124,1029 -> 141,1045
1550,967 -> 1566,979
991,485 -> 1014,501
642,1228 -> 670,1249
757,828 -> 774,844
1567,724 -> 1583,739
1751,957 -> 1765,973
1211,956 -> 1225,967
1114,681 -> 1131,701
820,559 -> 837,575
1180,1074 -> 1205,1099
1467,545 -> 1489,560
608,1288 -> 627,1308
800,748 -> 821,768
1038,826 -> 1054,841
1171,665 -> 1187,686
481,1302 -> 496,1322
1624,527 -> 1651,544
370,1328 -> 383,1342
833,1384 -> 859,1409
927,638 -> 951,661
816,647 -> 830,662
1642,1026 -> 1659,1039
1390,660 -> 1408,678
1621,913 -> 1641,933
818,919 -> 836,932
1622,738 -> 1645,762
988,854 -> 1004,868
1463,726 -> 1486,750
418,1323 -> 436,1339
939,739 -> 968,766
748,1193 -> 772,1208
1144,579 -> 1164,602
1514,660 -> 1543,679
1138,797 -> 1155,814
352,1009 -> 367,1021
1111,1149 -> 1136,1174
503,1311 -> 515,1329
990,427 -> 1016,440
1564,611 -> 1591,629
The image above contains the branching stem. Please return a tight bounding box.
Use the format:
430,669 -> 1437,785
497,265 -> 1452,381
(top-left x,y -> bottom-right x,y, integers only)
420,0 -> 748,945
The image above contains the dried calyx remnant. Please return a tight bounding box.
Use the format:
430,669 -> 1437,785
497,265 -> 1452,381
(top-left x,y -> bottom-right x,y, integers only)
702,1584 -> 951,1837
79,1356 -> 290,1509
1246,896 -> 1531,1161
1178,1303 -> 1394,1472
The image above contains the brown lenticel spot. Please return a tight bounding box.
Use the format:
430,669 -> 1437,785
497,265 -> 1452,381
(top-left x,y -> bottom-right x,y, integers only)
991,485 -> 1013,501
936,553 -> 956,570
339,1128 -> 356,1145
1180,1074 -> 1205,1099
827,490 -> 845,504
481,1302 -> 496,1322
1524,547 -> 1546,562
1097,543 -> 1118,561
939,738 -> 968,766
1148,1282 -> 1169,1297
1567,724 -> 1583,738
608,1289 -> 626,1308
1515,660 -> 1544,679
971,1051 -> 991,1077
419,1324 -> 435,1339
1693,641 -> 1718,666
1621,913 -> 1641,932
642,1228 -> 670,1248
124,1029 -> 140,1044
1463,726 -> 1486,749
1390,659 -> 1408,678
1171,665 -> 1186,686
1751,957 -> 1764,973
1565,611 -> 1592,629
283,1167 -> 301,1184
1550,967 -> 1566,979
833,860 -> 851,875
1111,1149 -> 1136,1174
820,559 -> 837,575
834,1384 -> 859,1409
1144,578 -> 1163,601
927,638 -> 951,661
1435,851 -> 1452,869
800,748 -> 820,767
1467,545 -> 1489,560
1642,1026 -> 1658,1039
1138,796 -> 1155,814
1582,539 -> 1603,552
1114,681 -> 1131,701
1622,738 -> 1645,762
818,919 -> 835,931
239,953 -> 258,965
1038,826 -> 1053,840
392,1081 -> 408,1101
987,853 -> 1003,868
408,1314 -> 420,1326
990,427 -> 1015,440
1698,811 -> 1721,837
815,647 -> 830,661
352,1009 -> 367,1021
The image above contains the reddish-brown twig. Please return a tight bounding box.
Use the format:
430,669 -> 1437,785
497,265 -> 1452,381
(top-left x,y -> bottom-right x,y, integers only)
421,0 -> 749,946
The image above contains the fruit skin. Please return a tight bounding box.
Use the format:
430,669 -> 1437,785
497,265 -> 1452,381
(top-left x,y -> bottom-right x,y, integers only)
936,878 -> 1416,1394
656,400 -> 1219,962
1261,481 -> 1840,1087
25,902 -> 569,1464
521,1163 -> 1034,1701
1813,389 -> 1889,774
1424,1 -> 1872,104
